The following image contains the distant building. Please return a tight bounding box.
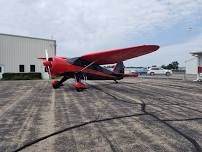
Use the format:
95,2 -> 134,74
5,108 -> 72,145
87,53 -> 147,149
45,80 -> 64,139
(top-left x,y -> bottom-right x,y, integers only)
186,51 -> 202,81
0,33 -> 56,79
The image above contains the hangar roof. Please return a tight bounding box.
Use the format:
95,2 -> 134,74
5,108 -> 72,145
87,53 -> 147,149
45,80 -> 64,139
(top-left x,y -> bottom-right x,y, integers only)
0,33 -> 56,42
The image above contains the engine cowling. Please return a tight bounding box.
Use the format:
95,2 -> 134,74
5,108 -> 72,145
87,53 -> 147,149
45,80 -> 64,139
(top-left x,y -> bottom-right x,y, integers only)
43,60 -> 51,67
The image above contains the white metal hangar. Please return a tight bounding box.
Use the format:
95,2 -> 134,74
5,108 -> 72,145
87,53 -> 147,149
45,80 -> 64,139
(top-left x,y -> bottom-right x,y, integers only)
191,52 -> 202,81
0,33 -> 56,79
186,51 -> 202,81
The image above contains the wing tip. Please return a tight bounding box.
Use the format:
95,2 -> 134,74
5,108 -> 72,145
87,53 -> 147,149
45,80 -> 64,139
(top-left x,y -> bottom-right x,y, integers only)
146,44 -> 160,49
147,44 -> 160,52
153,45 -> 160,50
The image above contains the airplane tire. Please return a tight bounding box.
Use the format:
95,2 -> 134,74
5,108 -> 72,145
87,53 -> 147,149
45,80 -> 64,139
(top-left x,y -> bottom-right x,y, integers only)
114,80 -> 118,83
52,80 -> 60,89
53,85 -> 59,89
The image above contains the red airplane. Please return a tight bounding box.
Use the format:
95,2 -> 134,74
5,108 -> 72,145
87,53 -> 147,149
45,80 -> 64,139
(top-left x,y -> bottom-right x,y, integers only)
39,45 -> 159,91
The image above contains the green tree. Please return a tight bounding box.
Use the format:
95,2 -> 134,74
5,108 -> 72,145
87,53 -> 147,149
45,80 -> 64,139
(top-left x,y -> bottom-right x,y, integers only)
166,63 -> 174,69
161,61 -> 179,70
161,65 -> 167,69
171,61 -> 179,70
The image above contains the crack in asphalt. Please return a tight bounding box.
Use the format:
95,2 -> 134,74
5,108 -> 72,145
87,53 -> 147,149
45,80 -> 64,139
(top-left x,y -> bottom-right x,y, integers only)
92,84 -> 202,152
13,82 -> 202,152
13,113 -> 146,152
123,82 -> 202,114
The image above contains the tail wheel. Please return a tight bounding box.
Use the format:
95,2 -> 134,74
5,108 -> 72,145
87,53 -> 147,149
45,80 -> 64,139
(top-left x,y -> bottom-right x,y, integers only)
114,80 -> 118,83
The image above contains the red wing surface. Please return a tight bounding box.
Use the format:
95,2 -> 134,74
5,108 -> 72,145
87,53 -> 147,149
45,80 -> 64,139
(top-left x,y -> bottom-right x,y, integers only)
80,45 -> 159,65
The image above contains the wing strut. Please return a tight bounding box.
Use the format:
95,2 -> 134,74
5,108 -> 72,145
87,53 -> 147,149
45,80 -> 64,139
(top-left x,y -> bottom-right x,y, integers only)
79,61 -> 96,72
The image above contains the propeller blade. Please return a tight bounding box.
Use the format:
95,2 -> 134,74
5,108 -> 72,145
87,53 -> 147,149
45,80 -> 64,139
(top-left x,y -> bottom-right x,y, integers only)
45,49 -> 48,61
45,49 -> 51,80
47,66 -> 51,80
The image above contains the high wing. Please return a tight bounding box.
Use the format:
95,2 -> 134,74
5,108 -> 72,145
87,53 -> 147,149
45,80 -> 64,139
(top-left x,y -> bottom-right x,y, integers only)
80,45 -> 159,65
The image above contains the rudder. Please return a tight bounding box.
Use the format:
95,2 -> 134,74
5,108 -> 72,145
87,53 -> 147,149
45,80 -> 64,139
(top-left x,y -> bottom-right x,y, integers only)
113,61 -> 125,74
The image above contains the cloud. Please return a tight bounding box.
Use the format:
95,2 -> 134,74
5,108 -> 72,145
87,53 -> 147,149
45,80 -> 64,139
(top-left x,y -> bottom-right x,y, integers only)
0,0 -> 201,58
126,34 -> 202,67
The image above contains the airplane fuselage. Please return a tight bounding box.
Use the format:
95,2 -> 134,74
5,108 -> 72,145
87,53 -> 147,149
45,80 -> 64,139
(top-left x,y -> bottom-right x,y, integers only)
50,57 -> 123,80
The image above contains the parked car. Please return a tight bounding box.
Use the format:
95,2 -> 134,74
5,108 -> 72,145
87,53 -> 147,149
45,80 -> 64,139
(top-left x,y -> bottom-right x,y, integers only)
130,70 -> 139,77
133,67 -> 148,75
147,67 -> 172,76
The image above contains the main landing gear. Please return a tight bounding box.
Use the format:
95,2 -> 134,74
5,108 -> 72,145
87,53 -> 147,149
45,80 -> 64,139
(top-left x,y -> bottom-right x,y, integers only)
51,76 -> 69,89
51,73 -> 87,91
74,73 -> 87,91
74,82 -> 87,91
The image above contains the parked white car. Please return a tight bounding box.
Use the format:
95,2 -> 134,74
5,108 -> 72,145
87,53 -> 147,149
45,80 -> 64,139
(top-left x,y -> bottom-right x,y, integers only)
147,67 -> 172,76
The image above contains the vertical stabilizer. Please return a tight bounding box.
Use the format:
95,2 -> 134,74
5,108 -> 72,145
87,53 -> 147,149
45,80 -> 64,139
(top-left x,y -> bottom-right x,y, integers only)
113,62 -> 125,74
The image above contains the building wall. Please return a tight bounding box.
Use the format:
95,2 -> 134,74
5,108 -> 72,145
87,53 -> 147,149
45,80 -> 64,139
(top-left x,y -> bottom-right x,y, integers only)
186,57 -> 197,74
199,56 -> 202,79
199,56 -> 202,67
185,54 -> 202,81
0,34 -> 56,79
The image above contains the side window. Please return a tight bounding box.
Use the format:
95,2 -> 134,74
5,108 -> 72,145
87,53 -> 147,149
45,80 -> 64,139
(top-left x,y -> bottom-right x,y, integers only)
19,65 -> 24,72
152,68 -> 159,70
30,65 -> 35,72
0,67 -> 1,73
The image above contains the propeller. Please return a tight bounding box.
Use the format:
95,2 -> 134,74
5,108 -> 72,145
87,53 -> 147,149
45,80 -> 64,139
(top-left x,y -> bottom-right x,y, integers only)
45,49 -> 49,61
43,49 -> 52,79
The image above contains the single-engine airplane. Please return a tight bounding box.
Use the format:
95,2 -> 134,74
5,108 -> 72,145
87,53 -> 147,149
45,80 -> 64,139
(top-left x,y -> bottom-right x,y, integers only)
39,45 -> 159,91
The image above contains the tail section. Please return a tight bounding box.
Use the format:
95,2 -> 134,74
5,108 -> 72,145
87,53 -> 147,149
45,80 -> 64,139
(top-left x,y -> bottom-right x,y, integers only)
113,61 -> 125,74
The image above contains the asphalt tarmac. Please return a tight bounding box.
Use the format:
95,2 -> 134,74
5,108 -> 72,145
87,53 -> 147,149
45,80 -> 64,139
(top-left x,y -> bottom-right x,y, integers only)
0,78 -> 202,152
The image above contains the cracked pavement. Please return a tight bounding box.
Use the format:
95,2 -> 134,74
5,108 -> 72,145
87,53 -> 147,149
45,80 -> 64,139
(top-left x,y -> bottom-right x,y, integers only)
0,78 -> 202,152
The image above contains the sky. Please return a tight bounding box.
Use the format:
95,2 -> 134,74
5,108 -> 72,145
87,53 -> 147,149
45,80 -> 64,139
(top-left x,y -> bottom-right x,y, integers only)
0,0 -> 202,67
